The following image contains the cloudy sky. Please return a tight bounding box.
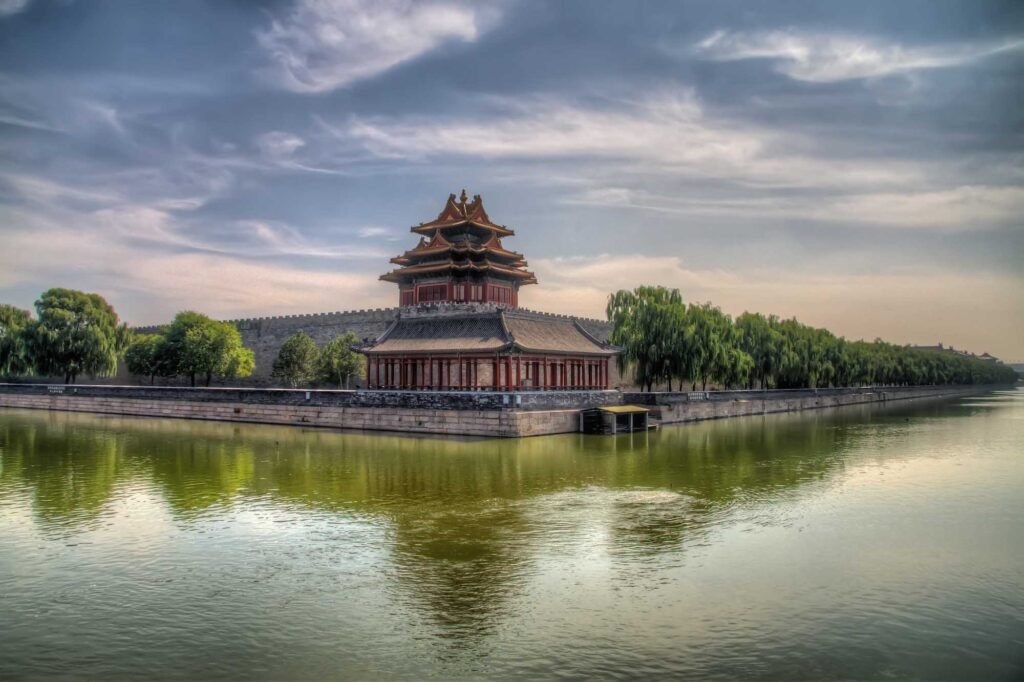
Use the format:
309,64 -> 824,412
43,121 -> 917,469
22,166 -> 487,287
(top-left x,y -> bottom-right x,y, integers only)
1,0 -> 1022,359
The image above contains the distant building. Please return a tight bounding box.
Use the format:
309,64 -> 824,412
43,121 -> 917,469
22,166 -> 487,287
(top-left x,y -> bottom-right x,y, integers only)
359,191 -> 618,390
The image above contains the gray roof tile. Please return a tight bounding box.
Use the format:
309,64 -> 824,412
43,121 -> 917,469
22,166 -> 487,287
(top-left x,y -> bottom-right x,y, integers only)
364,309 -> 615,356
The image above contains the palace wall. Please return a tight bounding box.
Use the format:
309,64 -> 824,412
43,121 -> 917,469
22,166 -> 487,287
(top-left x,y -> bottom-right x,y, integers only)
126,305 -> 620,389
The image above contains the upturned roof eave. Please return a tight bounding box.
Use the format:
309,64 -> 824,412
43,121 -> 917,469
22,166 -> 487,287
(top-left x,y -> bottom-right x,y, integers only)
379,260 -> 538,282
411,219 -> 515,237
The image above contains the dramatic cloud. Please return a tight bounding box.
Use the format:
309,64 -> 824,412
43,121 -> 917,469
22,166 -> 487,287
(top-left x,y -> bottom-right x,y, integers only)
1,1 -> 1021,358
0,0 -> 29,18
256,131 -> 306,159
693,30 -> 1024,82
343,91 -> 764,166
326,92 -> 1021,231
0,218 -> 392,324
255,0 -> 489,92
566,184 -> 1024,230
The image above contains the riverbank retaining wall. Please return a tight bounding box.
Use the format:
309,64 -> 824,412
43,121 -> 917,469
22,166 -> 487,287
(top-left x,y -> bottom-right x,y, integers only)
624,385 -> 988,424
0,383 -> 999,438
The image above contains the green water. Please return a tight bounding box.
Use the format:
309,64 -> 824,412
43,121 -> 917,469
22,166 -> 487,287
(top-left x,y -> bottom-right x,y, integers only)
1,389 -> 1022,680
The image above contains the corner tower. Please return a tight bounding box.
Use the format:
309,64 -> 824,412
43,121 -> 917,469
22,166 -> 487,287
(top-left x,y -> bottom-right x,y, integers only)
381,190 -> 537,307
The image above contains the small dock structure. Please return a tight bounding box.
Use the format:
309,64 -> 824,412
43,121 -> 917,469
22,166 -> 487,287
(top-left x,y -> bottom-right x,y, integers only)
580,405 -> 651,434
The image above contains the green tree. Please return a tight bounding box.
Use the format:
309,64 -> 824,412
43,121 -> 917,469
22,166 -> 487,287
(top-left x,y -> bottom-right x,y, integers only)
26,288 -> 128,383
688,302 -> 733,391
735,312 -> 782,389
721,347 -> 755,390
318,332 -> 365,388
162,311 -> 255,387
272,332 -> 320,387
607,286 -> 686,391
123,334 -> 171,385
611,285 -> 1017,391
0,304 -> 33,376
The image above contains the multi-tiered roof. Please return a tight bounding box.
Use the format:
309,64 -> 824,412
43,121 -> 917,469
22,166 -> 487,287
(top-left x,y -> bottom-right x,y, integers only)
360,191 -> 618,390
380,191 -> 537,300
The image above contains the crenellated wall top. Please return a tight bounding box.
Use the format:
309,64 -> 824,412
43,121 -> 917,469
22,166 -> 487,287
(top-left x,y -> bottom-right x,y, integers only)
132,304 -> 608,333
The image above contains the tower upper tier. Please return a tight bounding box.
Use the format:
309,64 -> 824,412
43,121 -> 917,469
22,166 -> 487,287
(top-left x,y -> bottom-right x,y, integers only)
381,191 -> 537,307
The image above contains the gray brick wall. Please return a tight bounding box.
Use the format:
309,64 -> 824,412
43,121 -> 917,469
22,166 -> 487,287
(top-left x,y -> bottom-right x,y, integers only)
126,304 -> 621,389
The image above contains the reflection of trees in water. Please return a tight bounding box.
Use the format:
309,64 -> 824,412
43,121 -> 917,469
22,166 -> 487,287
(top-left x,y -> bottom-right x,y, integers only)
1,402 -> 931,638
0,413 -> 131,534
147,436 -> 256,517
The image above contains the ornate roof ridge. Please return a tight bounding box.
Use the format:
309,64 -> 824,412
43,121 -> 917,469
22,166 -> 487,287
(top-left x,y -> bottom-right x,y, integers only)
412,189 -> 514,235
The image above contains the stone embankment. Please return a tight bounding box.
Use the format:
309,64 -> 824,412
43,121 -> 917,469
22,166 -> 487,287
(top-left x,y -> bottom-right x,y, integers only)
623,385 -> 988,424
0,383 -> 997,438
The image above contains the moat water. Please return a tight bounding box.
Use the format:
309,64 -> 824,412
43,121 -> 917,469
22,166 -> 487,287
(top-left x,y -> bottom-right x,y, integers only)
1,388 -> 1022,680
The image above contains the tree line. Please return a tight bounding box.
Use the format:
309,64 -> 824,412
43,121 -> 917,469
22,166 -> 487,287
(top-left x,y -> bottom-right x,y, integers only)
0,288 -> 363,388
607,286 -> 1018,392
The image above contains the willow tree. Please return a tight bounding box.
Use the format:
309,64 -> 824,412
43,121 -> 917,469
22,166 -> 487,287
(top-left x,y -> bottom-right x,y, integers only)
607,286 -> 686,391
0,304 -> 33,376
26,288 -> 128,383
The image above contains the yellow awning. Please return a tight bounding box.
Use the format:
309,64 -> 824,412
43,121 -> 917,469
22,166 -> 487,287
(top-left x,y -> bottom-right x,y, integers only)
597,405 -> 649,414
